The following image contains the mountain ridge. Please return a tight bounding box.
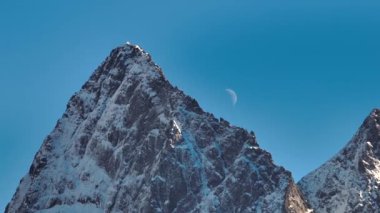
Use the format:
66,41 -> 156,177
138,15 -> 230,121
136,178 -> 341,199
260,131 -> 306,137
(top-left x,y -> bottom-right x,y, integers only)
298,109 -> 380,212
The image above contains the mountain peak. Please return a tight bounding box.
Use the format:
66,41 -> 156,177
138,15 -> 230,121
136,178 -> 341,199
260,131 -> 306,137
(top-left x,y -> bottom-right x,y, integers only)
125,41 -> 145,52
6,43 -> 309,213
117,41 -> 148,57
99,42 -> 164,81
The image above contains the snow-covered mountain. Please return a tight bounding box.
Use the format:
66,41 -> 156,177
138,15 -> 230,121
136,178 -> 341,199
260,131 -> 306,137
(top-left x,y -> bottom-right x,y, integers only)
6,43 -> 309,213
298,109 -> 380,212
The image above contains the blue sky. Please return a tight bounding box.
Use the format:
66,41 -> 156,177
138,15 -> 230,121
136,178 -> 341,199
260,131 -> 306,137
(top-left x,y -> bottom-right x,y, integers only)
1,0 -> 380,210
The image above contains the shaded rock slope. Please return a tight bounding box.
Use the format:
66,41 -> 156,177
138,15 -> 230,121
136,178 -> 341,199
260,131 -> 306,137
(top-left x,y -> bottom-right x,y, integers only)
299,109 -> 380,212
6,43 -> 309,213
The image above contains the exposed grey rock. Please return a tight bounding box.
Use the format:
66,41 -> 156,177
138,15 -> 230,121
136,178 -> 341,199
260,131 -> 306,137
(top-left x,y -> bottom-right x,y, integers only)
7,43 -> 309,213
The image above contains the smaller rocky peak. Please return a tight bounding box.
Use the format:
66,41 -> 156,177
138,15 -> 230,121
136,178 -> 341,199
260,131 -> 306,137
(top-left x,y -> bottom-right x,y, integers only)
353,109 -> 380,181
370,108 -> 380,117
298,109 -> 380,213
356,109 -> 380,157
362,108 -> 380,129
337,109 -> 380,160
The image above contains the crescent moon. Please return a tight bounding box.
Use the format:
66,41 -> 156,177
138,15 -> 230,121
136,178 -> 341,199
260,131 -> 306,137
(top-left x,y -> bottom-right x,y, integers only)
225,88 -> 237,106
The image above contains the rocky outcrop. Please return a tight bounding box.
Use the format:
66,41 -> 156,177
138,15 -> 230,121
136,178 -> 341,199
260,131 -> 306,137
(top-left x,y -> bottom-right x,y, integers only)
285,182 -> 312,213
6,43 -> 309,213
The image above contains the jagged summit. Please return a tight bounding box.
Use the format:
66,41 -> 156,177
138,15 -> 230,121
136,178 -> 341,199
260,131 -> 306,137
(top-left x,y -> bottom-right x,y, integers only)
100,42 -> 164,77
298,109 -> 380,212
6,43 -> 309,213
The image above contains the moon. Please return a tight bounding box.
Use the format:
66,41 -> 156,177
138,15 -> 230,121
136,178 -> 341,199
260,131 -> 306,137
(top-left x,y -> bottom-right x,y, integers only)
225,88 -> 238,106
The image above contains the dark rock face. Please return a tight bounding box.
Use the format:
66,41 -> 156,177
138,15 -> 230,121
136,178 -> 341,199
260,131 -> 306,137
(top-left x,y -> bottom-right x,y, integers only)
298,109 -> 380,213
6,43 -> 309,213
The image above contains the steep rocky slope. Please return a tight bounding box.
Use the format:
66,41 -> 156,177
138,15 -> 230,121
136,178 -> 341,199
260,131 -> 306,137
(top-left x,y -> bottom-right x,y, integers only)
299,109 -> 380,212
6,43 -> 309,213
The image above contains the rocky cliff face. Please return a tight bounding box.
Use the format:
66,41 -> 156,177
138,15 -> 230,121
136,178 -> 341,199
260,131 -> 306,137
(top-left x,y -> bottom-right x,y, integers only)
6,43 -> 309,213
298,109 -> 380,213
